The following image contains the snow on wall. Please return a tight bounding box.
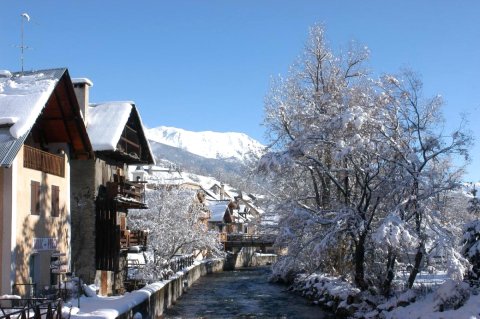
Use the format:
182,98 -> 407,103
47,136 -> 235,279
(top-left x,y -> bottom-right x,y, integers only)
87,102 -> 132,151
0,72 -> 57,138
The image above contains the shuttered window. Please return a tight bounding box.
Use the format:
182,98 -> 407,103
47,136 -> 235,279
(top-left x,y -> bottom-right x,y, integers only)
51,185 -> 60,217
31,181 -> 40,215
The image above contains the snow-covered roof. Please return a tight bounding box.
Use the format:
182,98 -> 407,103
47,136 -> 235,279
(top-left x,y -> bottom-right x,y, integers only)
147,169 -> 185,185
0,69 -> 62,139
0,68 -> 93,166
87,101 -> 133,151
86,101 -> 155,164
208,200 -> 229,222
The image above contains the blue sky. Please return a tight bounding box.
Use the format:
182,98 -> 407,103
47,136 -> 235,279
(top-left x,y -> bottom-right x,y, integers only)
1,1 -> 479,181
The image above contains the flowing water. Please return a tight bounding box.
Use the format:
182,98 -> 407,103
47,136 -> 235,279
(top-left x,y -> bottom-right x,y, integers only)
164,267 -> 331,318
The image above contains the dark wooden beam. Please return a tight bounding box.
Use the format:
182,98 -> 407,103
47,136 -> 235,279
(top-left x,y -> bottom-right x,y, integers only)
54,88 -> 75,145
61,72 -> 93,158
119,136 -> 140,148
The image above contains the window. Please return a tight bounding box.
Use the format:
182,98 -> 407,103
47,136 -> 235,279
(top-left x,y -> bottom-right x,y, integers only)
51,185 -> 60,217
30,181 -> 40,215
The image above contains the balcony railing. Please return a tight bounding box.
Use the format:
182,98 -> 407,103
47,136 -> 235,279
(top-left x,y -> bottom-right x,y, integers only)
106,179 -> 146,208
23,146 -> 65,177
120,230 -> 148,250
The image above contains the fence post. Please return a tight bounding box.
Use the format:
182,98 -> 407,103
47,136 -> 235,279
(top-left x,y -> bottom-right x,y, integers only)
56,299 -> 63,319
46,303 -> 53,319
34,305 -> 41,319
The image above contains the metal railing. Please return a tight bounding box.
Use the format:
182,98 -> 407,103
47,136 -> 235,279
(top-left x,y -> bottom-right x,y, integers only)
23,145 -> 65,177
0,298 -> 62,319
11,284 -> 36,299
224,234 -> 275,248
124,254 -> 195,291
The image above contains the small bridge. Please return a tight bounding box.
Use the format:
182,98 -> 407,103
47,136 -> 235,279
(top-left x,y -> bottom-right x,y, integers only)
223,234 -> 275,251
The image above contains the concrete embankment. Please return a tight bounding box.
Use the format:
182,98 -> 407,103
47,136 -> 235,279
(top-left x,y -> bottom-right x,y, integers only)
113,252 -> 277,319
71,254 -> 276,319
223,248 -> 278,270
116,259 -> 224,319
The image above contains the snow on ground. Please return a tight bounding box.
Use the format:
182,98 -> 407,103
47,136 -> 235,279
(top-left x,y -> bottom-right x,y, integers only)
66,282 -> 164,319
65,261 -> 201,319
394,271 -> 450,290
386,288 -> 480,319
288,270 -> 480,318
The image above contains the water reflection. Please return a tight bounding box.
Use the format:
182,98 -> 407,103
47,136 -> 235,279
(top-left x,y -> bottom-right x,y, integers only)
164,267 -> 331,319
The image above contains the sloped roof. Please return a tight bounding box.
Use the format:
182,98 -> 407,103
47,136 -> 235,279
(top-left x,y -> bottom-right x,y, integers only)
0,68 -> 93,166
87,102 -> 155,164
0,129 -> 28,167
208,200 -> 229,222
87,102 -> 132,151
0,69 -> 63,139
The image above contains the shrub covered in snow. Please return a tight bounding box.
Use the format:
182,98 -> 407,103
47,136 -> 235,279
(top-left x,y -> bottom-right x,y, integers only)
433,280 -> 470,312
287,273 -> 365,317
463,219 -> 480,281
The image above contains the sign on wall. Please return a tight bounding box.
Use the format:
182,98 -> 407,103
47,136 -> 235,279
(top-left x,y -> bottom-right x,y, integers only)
33,237 -> 58,251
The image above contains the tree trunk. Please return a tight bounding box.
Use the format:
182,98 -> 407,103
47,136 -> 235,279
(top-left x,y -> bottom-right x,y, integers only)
407,243 -> 424,289
382,250 -> 396,296
354,234 -> 368,290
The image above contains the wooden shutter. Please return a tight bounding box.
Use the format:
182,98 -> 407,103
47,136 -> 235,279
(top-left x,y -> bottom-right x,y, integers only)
120,214 -> 126,230
51,185 -> 60,217
30,181 -> 40,215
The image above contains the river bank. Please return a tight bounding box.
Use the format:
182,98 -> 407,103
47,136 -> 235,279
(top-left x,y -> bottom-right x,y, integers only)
64,252 -> 278,319
165,267 -> 331,319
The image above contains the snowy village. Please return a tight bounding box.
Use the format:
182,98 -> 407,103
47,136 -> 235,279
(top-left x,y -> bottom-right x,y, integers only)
1,2 -> 480,319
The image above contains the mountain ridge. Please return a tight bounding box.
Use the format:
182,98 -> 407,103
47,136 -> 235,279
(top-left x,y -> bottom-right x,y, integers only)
145,126 -> 265,164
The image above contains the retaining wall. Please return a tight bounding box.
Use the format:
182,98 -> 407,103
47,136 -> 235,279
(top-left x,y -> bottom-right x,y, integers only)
116,259 -> 224,319
113,252 -> 277,319
224,248 -> 278,270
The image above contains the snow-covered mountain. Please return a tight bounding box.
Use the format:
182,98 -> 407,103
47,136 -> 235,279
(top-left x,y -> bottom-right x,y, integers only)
145,126 -> 265,163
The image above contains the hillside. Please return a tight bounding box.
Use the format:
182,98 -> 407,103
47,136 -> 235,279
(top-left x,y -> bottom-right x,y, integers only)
145,126 -> 265,164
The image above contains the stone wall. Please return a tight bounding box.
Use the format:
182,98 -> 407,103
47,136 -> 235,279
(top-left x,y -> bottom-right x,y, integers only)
224,248 -> 278,270
116,259 -> 225,319
70,159 -> 97,284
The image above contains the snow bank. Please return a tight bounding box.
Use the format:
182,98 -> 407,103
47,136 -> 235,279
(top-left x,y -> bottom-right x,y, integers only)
385,285 -> 479,319
68,281 -> 166,319
287,271 -> 480,318
288,273 -> 361,312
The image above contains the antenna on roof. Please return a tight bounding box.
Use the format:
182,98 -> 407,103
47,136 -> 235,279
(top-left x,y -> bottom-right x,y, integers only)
19,13 -> 31,73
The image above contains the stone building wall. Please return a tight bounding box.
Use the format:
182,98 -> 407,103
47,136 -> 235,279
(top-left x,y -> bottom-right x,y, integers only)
70,159 -> 96,283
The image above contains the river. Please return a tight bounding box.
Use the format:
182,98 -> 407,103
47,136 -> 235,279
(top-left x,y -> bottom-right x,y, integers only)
164,267 -> 332,318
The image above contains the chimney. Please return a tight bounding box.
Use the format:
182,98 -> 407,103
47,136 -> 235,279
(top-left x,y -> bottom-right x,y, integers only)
220,183 -> 225,200
72,78 -> 93,124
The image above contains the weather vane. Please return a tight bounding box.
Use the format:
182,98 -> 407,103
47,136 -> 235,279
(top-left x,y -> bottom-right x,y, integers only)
20,12 -> 30,73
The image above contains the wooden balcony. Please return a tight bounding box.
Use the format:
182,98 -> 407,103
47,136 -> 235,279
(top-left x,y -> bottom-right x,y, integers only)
219,232 -> 227,243
107,179 -> 147,209
120,229 -> 148,250
23,145 -> 65,177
